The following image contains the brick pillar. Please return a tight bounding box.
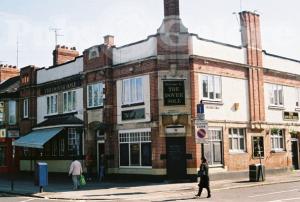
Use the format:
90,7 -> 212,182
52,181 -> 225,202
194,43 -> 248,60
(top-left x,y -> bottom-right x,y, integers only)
164,0 -> 180,17
240,11 -> 265,122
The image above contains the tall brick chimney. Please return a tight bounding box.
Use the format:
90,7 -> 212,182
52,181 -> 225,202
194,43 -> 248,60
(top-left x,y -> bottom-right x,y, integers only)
240,11 -> 265,124
164,0 -> 180,17
104,35 -> 114,47
240,11 -> 262,67
53,45 -> 79,66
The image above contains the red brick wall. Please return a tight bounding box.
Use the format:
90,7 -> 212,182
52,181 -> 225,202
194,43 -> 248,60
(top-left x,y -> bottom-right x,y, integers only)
53,45 -> 79,66
0,65 -> 19,83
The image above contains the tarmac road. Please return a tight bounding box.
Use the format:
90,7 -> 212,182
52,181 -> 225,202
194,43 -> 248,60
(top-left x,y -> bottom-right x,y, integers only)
2,181 -> 300,202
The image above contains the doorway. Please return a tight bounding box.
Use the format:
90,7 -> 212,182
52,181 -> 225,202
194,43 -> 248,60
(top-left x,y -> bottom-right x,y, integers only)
203,128 -> 223,166
291,139 -> 299,170
166,137 -> 187,179
97,142 -> 105,176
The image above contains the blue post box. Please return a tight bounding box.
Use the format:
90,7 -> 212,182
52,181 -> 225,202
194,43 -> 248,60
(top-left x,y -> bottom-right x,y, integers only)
35,162 -> 48,192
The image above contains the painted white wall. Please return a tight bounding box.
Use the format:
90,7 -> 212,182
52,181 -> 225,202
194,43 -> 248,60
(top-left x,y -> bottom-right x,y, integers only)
113,37 -> 157,65
265,83 -> 300,124
192,36 -> 245,64
116,75 -> 151,124
199,74 -> 250,122
37,57 -> 83,84
263,54 -> 300,75
37,88 -> 84,124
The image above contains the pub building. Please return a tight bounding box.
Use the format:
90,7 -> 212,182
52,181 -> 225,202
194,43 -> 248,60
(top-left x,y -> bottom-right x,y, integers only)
14,46 -> 85,173
0,75 -> 20,174
7,0 -> 300,179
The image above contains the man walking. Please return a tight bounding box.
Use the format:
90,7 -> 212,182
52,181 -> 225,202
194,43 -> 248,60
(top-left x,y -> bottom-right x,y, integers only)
69,158 -> 83,190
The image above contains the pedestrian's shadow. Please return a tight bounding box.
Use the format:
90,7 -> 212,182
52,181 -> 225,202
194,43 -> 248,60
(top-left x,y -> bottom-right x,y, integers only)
234,180 -> 252,183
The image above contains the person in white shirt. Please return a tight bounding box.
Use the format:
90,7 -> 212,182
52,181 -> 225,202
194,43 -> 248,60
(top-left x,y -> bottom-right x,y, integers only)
69,159 -> 83,190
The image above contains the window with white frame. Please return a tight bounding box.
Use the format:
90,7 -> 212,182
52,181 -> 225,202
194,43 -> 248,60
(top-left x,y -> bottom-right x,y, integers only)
269,84 -> 284,106
23,98 -> 29,118
87,83 -> 104,108
271,129 -> 285,151
68,128 -> 80,156
46,94 -> 58,115
229,128 -> 246,152
202,74 -> 222,101
122,77 -> 144,105
8,100 -> 16,125
63,91 -> 76,113
296,88 -> 300,108
119,129 -> 151,167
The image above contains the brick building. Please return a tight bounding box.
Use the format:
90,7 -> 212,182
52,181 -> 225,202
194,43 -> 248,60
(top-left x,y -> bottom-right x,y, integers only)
5,0 -> 300,180
0,64 -> 19,83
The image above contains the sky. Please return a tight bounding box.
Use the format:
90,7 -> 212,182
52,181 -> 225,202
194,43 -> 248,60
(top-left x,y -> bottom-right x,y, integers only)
0,0 -> 299,68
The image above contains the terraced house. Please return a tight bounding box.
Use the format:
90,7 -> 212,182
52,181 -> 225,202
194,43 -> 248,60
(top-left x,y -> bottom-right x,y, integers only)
2,0 -> 299,180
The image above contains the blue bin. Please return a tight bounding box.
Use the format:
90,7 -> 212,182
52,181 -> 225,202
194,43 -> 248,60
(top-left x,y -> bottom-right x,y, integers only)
35,162 -> 48,189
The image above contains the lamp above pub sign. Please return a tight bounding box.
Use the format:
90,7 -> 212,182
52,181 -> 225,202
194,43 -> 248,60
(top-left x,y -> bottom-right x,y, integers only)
283,111 -> 299,121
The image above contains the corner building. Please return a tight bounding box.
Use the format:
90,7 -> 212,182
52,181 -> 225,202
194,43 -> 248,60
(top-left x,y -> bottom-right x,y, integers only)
82,0 -> 300,180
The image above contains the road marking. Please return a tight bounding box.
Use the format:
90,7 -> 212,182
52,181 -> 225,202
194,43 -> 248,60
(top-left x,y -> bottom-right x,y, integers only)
267,197 -> 300,202
19,198 -> 36,202
249,189 -> 299,198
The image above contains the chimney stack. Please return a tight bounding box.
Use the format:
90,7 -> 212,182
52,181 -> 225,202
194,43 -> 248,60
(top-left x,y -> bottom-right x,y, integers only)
53,45 -> 79,66
164,0 -> 180,17
239,11 -> 262,67
0,64 -> 20,83
104,35 -> 114,47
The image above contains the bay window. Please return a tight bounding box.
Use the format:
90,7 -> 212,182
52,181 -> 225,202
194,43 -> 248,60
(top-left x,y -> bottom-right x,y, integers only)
68,128 -> 80,156
8,100 -> 16,125
23,98 -> 29,118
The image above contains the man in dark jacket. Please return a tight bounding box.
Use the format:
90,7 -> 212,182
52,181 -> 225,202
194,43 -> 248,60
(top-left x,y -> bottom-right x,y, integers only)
195,157 -> 211,198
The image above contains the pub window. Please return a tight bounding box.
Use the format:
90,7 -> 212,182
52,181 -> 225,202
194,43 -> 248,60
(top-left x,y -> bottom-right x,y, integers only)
252,136 -> 264,158
23,98 -> 29,118
59,139 -> 65,156
87,83 -> 104,108
119,129 -> 151,167
63,90 -> 76,113
201,74 -> 222,101
122,77 -> 144,105
46,94 -> 58,115
52,140 -> 58,156
8,100 -> 16,125
229,128 -> 246,152
269,84 -> 284,106
271,129 -> 285,151
68,128 -> 80,156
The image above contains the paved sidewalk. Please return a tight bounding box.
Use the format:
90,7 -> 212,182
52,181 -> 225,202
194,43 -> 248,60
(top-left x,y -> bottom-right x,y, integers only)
0,170 -> 299,201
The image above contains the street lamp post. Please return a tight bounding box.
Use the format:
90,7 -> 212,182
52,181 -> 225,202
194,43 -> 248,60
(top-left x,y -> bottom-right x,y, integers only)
11,145 -> 15,191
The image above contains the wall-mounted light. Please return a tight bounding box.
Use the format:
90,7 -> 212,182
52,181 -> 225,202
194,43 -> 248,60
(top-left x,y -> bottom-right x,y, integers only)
234,103 -> 240,111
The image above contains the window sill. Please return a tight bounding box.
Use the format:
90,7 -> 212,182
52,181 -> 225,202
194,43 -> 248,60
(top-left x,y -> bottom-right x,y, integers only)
201,100 -> 224,106
121,102 -> 145,108
295,108 -> 300,112
268,105 -> 285,110
270,150 -> 286,153
87,106 -> 104,110
229,151 -> 247,155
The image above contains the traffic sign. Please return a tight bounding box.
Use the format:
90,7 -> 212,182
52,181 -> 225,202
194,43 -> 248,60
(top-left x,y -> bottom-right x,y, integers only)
195,119 -> 208,144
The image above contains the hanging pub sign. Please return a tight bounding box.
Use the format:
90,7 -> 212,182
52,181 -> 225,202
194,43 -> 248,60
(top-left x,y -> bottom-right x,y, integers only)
163,80 -> 185,106
283,111 -> 299,121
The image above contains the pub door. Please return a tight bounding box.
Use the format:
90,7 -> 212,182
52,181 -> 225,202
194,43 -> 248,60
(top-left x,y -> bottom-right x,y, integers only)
166,137 -> 187,179
203,128 -> 223,166
291,139 -> 299,170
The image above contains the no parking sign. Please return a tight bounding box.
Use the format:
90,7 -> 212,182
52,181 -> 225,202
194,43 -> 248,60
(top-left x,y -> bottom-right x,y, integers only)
195,119 -> 208,144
